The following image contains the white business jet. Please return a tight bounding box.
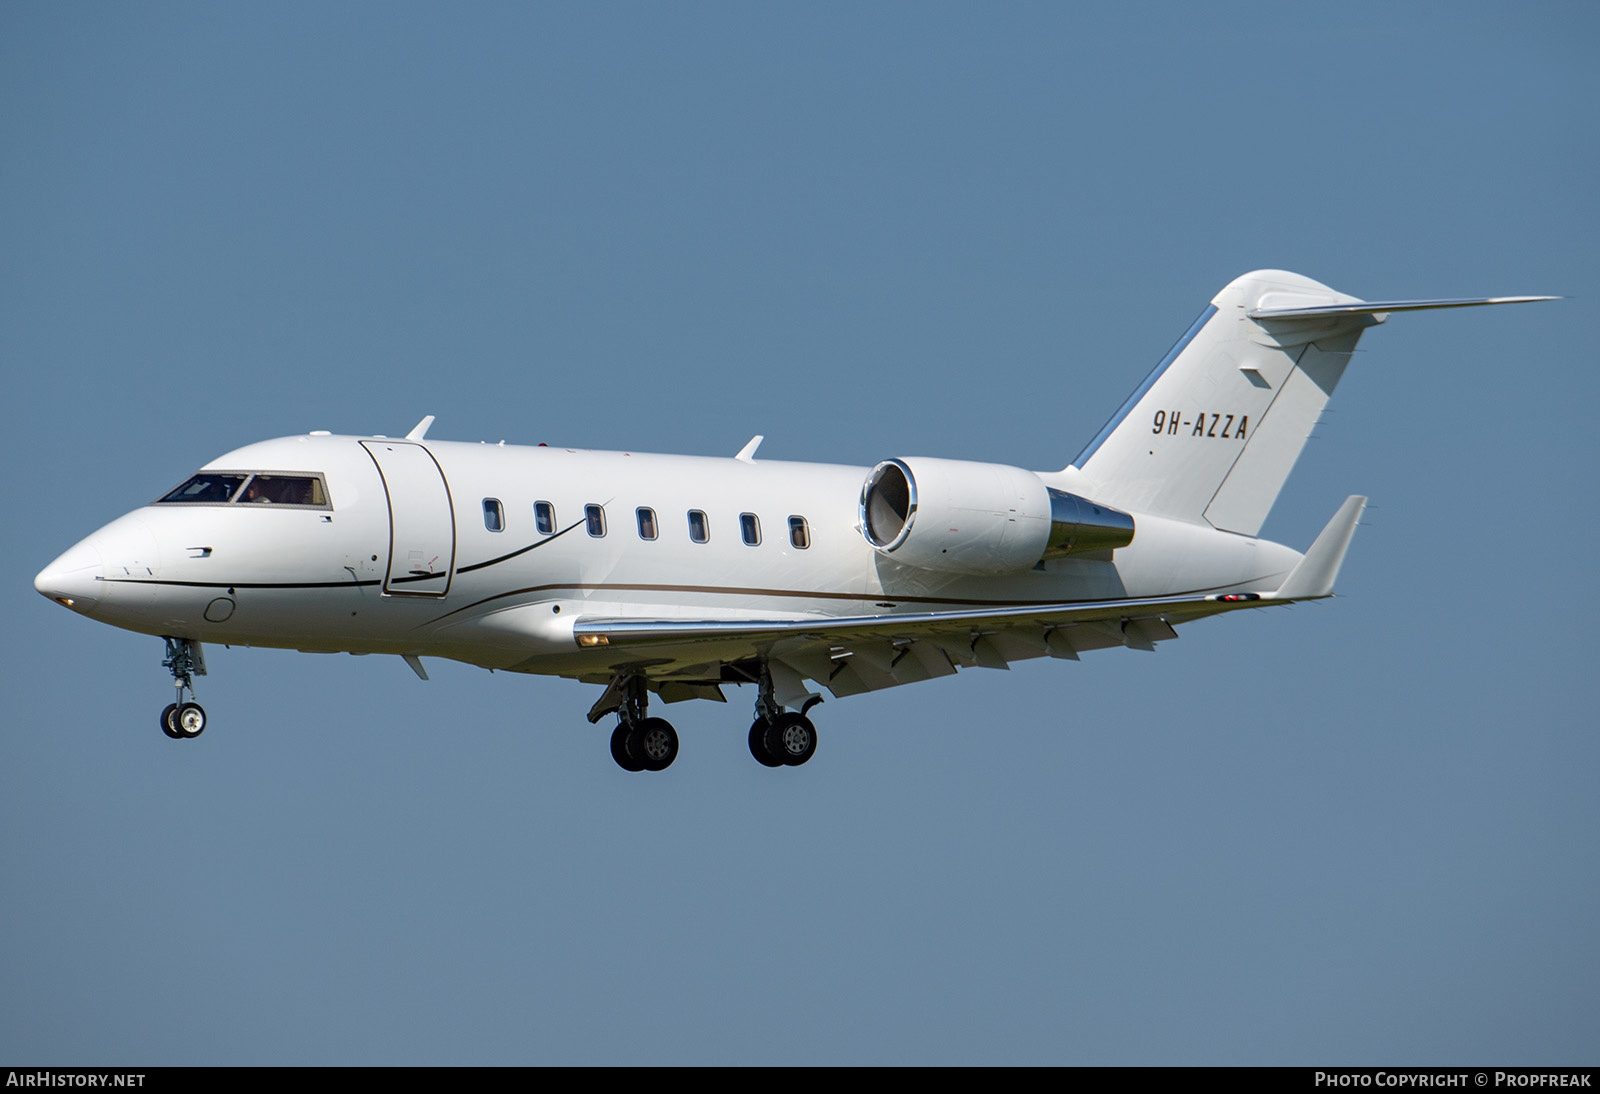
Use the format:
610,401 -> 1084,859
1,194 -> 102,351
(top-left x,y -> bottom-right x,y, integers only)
35,271 -> 1551,771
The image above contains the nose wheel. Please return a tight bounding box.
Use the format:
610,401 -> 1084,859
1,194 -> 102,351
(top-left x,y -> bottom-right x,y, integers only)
159,638 -> 208,740
161,701 -> 207,739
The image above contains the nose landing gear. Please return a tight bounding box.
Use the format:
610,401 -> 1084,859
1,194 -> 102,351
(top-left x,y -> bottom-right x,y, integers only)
159,638 -> 207,740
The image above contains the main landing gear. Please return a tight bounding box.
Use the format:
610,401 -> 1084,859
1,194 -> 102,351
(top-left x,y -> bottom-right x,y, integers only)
159,637 -> 207,740
609,675 -> 679,773
594,662 -> 821,771
748,711 -> 818,767
747,663 -> 818,768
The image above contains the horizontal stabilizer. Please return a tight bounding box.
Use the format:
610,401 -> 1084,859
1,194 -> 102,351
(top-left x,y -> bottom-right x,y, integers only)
1248,296 -> 1555,321
1274,495 -> 1366,600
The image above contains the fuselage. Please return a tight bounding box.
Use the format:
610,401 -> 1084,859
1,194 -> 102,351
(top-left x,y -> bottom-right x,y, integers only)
35,431 -> 1304,682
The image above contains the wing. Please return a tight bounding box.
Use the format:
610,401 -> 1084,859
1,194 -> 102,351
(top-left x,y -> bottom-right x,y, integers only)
573,589 -> 1280,715
573,495 -> 1366,718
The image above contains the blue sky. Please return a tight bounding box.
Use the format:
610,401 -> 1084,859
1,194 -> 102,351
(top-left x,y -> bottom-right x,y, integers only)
4,2 -> 1596,1064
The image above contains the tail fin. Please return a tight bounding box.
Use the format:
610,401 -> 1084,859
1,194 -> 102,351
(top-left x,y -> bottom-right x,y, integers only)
1072,270 -> 1553,536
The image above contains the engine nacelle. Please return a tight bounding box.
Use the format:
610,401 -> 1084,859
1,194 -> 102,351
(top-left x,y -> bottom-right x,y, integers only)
859,457 -> 1134,575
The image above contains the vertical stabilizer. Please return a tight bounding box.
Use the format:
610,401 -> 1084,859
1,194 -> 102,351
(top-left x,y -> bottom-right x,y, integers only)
1074,271 -> 1369,536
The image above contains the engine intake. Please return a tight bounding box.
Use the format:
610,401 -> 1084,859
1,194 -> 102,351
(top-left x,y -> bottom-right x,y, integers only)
859,457 -> 1133,575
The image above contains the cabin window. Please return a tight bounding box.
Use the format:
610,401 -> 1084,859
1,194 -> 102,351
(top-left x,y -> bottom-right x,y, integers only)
687,510 -> 709,543
534,501 -> 555,535
585,504 -> 607,537
740,512 -> 761,546
483,498 -> 504,532
636,507 -> 658,541
788,516 -> 811,549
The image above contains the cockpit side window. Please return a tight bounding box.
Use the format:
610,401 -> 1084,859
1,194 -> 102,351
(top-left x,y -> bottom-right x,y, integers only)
239,475 -> 328,506
156,471 -> 331,509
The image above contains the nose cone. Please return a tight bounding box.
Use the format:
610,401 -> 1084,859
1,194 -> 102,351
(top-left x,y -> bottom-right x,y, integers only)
35,540 -> 105,614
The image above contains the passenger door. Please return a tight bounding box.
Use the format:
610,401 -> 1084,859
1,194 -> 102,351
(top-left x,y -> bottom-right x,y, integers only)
359,440 -> 456,597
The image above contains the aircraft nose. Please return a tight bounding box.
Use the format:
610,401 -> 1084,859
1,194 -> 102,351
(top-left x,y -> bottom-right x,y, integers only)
35,540 -> 105,614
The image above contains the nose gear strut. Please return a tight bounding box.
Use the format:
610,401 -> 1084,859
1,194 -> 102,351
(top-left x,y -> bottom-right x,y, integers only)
159,637 -> 208,739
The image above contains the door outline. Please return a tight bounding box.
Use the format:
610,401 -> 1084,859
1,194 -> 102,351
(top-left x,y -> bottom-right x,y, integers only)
360,440 -> 457,598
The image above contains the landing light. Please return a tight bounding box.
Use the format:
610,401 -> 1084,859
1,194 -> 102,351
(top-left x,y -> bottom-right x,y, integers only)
576,634 -> 609,648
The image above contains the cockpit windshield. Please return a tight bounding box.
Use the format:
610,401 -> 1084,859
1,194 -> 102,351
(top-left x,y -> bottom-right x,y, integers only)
158,473 -> 249,504
156,472 -> 330,509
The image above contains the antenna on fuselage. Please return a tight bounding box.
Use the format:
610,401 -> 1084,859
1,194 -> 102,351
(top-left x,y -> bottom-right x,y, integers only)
406,415 -> 436,441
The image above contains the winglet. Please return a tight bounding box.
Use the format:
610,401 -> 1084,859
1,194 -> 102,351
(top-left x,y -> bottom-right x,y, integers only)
406,415 -> 436,441
734,435 -> 763,463
1274,495 -> 1367,600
